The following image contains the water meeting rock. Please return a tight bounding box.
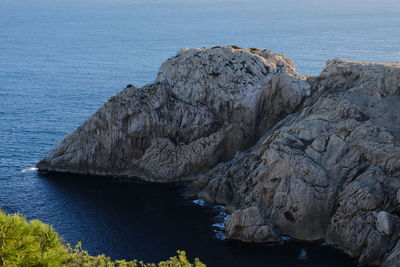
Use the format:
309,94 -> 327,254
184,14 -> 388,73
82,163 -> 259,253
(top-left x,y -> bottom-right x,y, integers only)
38,47 -> 400,266
192,58 -> 400,266
37,46 -> 310,182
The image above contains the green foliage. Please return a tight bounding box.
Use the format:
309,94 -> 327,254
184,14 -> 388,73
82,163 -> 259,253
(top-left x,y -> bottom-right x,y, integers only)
65,242 -> 138,267
0,210 -> 206,267
0,209 -> 67,266
156,251 -> 205,267
249,48 -> 261,55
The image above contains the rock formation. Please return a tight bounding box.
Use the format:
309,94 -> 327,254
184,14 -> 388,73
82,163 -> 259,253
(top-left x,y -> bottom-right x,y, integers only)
191,58 -> 400,266
224,207 -> 279,242
38,46 -> 400,266
37,46 -> 310,182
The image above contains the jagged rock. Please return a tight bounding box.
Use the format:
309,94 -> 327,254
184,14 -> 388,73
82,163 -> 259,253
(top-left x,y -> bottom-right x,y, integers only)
225,207 -> 279,242
38,47 -> 400,266
37,46 -> 310,182
319,59 -> 400,96
191,59 -> 400,266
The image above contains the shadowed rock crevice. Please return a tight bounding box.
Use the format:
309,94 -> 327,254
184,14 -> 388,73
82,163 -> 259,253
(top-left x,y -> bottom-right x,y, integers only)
38,47 -> 400,266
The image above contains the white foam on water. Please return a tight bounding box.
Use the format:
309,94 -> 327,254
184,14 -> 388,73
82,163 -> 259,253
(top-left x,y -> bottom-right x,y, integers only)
213,230 -> 226,240
212,206 -> 228,240
281,236 -> 293,241
21,167 -> 38,173
212,222 -> 224,230
191,199 -> 228,240
192,199 -> 205,206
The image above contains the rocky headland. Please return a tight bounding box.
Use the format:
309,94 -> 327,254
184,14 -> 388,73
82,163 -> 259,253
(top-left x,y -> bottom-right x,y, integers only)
37,46 -> 400,266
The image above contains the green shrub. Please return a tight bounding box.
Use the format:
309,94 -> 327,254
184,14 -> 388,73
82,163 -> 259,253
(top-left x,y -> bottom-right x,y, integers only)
0,210 -> 205,267
249,48 -> 261,55
0,210 -> 67,266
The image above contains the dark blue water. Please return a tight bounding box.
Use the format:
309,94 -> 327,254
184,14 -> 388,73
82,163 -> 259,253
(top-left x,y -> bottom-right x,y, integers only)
1,0 -> 399,266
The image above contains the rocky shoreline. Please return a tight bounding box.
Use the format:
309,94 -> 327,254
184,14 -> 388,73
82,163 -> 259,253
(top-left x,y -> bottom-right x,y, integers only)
38,46 -> 400,266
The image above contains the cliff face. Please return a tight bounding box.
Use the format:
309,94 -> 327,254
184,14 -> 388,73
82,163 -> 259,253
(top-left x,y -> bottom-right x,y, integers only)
191,58 -> 400,266
38,47 -> 400,266
37,47 -> 310,182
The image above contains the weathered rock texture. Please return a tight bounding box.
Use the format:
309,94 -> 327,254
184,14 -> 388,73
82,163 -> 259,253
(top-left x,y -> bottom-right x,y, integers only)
37,46 -> 310,182
38,47 -> 400,266
191,59 -> 400,266
225,206 -> 279,242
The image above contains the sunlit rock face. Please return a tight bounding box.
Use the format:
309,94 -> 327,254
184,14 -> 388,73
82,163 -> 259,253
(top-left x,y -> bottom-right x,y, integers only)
37,46 -> 310,182
192,59 -> 400,266
38,47 -> 400,266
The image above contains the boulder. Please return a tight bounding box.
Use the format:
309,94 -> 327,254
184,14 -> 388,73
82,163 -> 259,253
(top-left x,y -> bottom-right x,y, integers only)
225,207 -> 279,242
377,211 -> 396,235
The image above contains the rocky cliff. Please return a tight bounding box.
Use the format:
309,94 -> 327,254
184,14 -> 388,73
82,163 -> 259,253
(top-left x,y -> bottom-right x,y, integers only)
37,46 -> 400,266
37,47 -> 310,181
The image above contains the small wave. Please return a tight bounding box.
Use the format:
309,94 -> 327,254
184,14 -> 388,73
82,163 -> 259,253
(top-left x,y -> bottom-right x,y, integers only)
212,207 -> 228,240
21,167 -> 38,173
281,236 -> 293,241
191,199 -> 228,240
192,199 -> 206,206
212,205 -> 225,211
213,230 -> 226,240
212,222 -> 225,230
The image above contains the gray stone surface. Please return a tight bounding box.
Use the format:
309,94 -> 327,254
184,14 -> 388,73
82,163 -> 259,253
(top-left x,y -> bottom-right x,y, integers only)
225,207 -> 279,242
38,47 -> 400,266
397,190 -> 400,204
37,46 -> 309,182
377,211 -> 395,235
191,58 -> 400,266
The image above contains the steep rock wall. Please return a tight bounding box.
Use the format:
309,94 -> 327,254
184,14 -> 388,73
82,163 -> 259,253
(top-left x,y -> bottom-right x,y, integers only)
37,46 -> 310,182
37,47 -> 400,266
191,59 -> 400,266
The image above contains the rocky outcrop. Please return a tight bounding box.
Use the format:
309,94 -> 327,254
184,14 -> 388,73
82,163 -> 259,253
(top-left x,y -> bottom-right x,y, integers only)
38,47 -> 400,266
191,59 -> 400,266
225,207 -> 279,242
37,46 -> 310,182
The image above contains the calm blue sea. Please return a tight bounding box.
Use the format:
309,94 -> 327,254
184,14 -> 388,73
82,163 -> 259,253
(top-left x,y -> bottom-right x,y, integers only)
1,0 -> 399,266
